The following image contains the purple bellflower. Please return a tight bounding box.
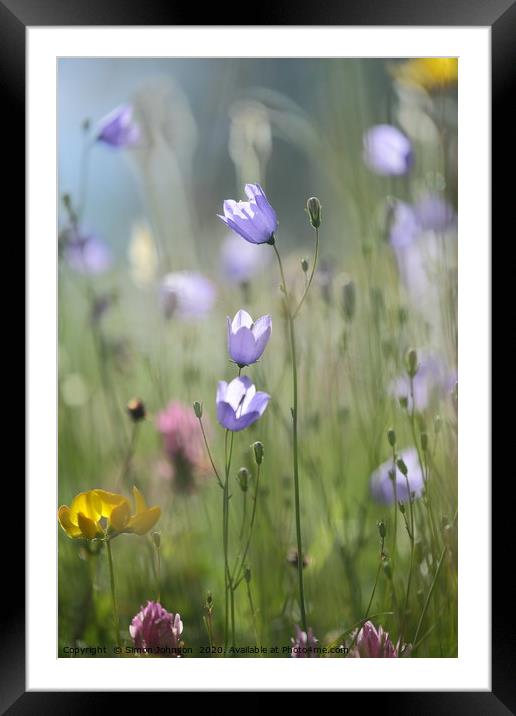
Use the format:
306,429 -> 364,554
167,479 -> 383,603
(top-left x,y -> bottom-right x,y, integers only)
363,124 -> 413,176
227,310 -> 272,368
159,271 -> 216,320
63,229 -> 112,275
218,183 -> 277,245
370,447 -> 424,505
97,105 -> 140,148
216,375 -> 270,432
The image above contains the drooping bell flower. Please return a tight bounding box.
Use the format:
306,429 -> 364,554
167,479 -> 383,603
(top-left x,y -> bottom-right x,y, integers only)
97,104 -> 140,148
370,447 -> 424,505
227,309 -> 272,368
159,271 -> 216,320
216,376 -> 270,432
363,124 -> 413,176
218,183 -> 277,245
129,601 -> 183,656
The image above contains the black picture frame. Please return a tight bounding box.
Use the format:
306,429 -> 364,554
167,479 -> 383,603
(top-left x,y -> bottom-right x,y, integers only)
5,0 -> 510,709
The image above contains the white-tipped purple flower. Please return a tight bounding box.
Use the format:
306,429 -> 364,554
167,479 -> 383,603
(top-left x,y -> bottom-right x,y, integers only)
159,271 -> 216,320
363,124 -> 413,176
220,234 -> 271,284
97,104 -> 140,148
216,376 -> 270,432
129,601 -> 183,656
291,625 -> 319,658
348,621 -> 400,658
218,183 -> 277,245
63,229 -> 112,275
227,310 -> 272,368
370,447 -> 424,505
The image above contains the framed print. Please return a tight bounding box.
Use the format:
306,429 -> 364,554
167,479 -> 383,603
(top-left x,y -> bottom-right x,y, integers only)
3,0 -> 511,707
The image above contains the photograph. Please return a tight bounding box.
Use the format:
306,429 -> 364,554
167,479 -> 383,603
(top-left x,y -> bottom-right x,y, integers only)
56,55 -> 459,660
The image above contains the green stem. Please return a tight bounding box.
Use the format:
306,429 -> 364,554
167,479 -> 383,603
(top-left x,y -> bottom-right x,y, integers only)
198,416 -> 223,489
106,540 -> 121,651
412,544 -> 448,648
272,242 -> 307,633
233,462 -> 262,588
292,227 -> 319,319
223,429 -> 235,654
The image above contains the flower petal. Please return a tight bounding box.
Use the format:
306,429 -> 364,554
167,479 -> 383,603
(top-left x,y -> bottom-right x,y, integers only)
58,506 -> 82,538
110,500 -> 131,532
77,511 -> 100,540
133,486 -> 147,514
126,507 -> 161,536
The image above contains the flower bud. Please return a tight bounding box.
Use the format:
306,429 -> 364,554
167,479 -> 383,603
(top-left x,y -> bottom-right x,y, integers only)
244,567 -> 252,583
396,457 -> 408,476
420,431 -> 429,452
127,398 -> 146,422
399,396 -> 408,410
237,467 -> 250,492
377,520 -> 386,540
398,501 -> 406,514
301,257 -> 309,273
306,196 -> 322,229
152,531 -> 161,549
387,428 -> 396,448
252,441 -> 264,465
342,279 -> 356,322
193,400 -> 203,419
388,468 -> 396,482
406,348 -> 418,377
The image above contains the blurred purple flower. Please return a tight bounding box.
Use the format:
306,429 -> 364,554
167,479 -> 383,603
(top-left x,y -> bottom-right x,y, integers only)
390,351 -> 454,412
96,105 -> 140,148
370,447 -> 424,505
414,193 -> 457,233
218,183 -> 277,245
129,601 -> 183,656
363,125 -> 413,176
227,310 -> 272,367
389,201 -> 420,249
63,229 -> 112,275
220,234 -> 271,284
216,376 -> 270,432
291,625 -> 319,657
348,621 -> 399,658
159,272 -> 216,320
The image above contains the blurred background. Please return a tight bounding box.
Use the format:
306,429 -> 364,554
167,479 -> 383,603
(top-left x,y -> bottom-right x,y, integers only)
58,58 -> 458,657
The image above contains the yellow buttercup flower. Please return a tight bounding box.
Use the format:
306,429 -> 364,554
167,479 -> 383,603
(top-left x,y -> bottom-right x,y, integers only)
58,487 -> 160,540
392,58 -> 458,90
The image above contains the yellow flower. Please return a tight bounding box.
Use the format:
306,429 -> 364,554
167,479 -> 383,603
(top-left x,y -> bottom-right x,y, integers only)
392,58 -> 458,90
58,487 -> 160,540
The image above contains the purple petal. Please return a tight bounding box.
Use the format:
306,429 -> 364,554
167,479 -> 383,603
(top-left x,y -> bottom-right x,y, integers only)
229,327 -> 259,366
231,309 -> 254,331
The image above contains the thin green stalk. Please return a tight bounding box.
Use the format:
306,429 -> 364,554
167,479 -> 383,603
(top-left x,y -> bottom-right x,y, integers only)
106,540 -> 121,651
246,579 -> 261,651
233,462 -> 262,588
222,429 -> 235,653
272,241 -> 307,633
197,416 -> 223,489
413,544 -> 448,648
292,227 -> 319,319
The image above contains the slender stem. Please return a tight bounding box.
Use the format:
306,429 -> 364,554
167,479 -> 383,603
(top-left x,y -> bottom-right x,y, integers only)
391,449 -> 398,571
292,226 -> 319,319
118,422 -> 139,489
364,560 -> 382,622
233,462 -> 262,588
413,544 -> 448,648
272,242 -> 307,632
197,416 -> 223,488
246,579 -> 261,651
106,540 -> 121,650
222,429 -> 235,653
155,543 -> 161,604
